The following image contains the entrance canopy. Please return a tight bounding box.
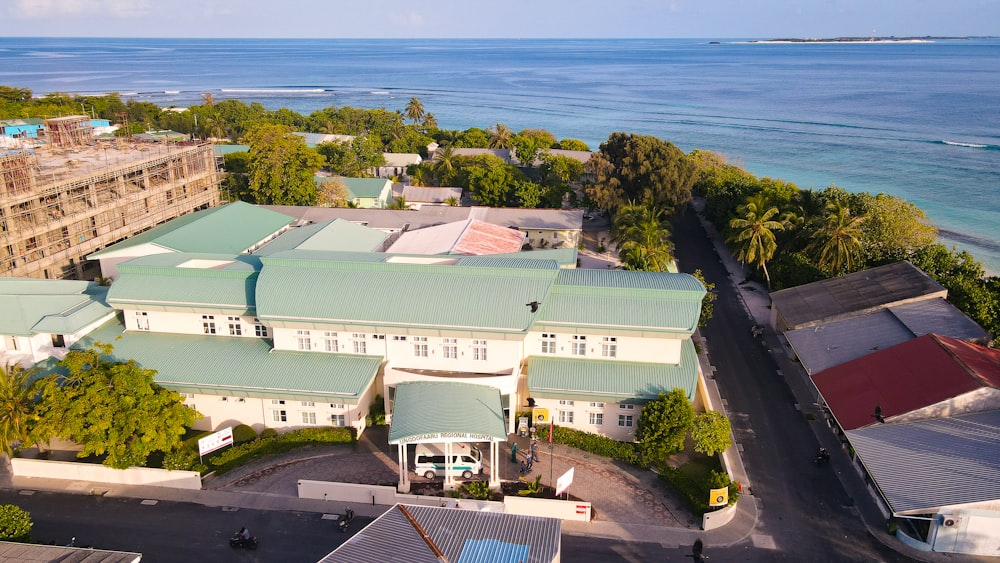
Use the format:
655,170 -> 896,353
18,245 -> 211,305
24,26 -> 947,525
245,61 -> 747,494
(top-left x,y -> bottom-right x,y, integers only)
388,381 -> 508,445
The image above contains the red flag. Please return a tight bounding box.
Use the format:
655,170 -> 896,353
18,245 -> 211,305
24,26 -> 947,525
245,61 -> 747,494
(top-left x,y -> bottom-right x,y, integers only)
548,420 -> 554,443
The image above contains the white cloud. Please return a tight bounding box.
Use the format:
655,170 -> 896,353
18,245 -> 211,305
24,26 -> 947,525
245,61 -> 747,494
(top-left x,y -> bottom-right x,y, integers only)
14,0 -> 151,20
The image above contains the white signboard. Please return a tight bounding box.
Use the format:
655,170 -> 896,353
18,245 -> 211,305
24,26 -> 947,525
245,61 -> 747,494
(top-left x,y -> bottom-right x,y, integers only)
555,467 -> 575,496
198,426 -> 234,456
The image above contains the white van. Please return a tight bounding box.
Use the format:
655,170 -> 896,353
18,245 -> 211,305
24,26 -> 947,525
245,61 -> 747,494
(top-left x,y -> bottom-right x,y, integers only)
414,443 -> 483,479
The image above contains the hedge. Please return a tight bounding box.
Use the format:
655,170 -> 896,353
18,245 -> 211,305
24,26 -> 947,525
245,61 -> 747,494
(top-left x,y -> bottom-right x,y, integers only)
548,425 -> 643,467
658,466 -> 739,516
207,426 -> 355,475
0,504 -> 32,543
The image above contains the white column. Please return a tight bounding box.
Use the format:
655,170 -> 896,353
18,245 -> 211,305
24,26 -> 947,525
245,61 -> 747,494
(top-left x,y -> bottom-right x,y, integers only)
489,440 -> 500,489
444,442 -> 455,491
397,443 -> 410,492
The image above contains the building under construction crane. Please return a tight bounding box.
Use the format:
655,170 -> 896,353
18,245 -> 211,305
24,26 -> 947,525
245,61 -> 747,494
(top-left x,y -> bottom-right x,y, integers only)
1,116 -> 221,279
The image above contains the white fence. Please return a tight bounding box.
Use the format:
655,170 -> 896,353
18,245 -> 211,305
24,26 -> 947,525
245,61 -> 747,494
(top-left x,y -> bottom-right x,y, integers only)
11,458 -> 202,490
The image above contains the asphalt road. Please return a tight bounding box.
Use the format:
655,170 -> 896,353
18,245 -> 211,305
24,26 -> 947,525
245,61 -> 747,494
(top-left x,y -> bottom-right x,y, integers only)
672,206 -> 910,562
0,489 -> 366,563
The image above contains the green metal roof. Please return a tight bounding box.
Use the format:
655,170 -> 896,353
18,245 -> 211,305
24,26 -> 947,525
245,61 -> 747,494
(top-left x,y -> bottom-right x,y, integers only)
527,339 -> 699,403
213,144 -> 250,155
256,256 -> 557,332
75,320 -> 381,400
0,279 -> 114,337
88,202 -> 294,258
338,177 -> 392,199
108,254 -> 259,313
256,219 -> 388,255
534,270 -> 705,333
388,381 -> 508,444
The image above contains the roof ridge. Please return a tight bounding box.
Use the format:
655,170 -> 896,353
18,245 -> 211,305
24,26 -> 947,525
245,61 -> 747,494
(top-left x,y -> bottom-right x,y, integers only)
930,333 -> 1000,389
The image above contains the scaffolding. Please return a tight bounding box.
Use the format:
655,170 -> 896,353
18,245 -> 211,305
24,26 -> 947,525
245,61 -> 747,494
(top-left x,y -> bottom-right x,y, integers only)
1,140 -> 221,279
44,116 -> 94,148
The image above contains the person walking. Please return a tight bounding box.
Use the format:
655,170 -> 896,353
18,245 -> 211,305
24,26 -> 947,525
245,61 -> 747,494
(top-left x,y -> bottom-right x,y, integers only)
530,440 -> 539,462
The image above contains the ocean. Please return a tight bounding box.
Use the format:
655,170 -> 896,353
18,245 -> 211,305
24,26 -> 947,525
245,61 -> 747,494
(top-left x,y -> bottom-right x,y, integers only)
1,37 -> 998,272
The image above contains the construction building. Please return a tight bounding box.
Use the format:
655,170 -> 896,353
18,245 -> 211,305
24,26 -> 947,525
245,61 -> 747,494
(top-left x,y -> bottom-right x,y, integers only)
1,116 -> 221,280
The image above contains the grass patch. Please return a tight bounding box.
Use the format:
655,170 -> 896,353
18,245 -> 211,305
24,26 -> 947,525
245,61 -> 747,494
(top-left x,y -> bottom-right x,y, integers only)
657,454 -> 738,516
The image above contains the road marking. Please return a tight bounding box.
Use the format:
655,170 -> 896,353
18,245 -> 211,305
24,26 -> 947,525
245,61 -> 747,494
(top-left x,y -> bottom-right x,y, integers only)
751,534 -> 777,549
140,499 -> 158,506
18,490 -> 35,496
321,514 -> 339,520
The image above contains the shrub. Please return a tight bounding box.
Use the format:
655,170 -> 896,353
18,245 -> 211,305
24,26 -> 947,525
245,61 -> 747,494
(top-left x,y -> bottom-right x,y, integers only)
259,428 -> 278,439
366,395 -> 387,426
232,424 -> 257,444
518,474 -> 544,497
0,504 -> 32,543
548,425 -> 642,467
464,480 -> 492,500
207,426 -> 354,475
162,447 -> 198,471
658,464 -> 739,516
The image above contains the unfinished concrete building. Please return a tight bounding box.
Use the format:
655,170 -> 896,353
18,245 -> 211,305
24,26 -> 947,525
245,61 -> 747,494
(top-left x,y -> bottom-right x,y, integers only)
1,116 -> 221,279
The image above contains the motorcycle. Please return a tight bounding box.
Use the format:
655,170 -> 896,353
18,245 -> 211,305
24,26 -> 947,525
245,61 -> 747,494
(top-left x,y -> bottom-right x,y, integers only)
338,507 -> 356,533
814,448 -> 831,465
229,532 -> 259,550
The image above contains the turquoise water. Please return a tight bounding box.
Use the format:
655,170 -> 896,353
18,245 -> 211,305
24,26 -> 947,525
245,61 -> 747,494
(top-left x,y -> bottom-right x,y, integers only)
2,37 -> 998,272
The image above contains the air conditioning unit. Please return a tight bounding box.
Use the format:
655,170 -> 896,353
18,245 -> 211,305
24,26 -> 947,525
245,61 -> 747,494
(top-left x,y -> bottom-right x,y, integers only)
941,515 -> 961,528
532,407 -> 549,424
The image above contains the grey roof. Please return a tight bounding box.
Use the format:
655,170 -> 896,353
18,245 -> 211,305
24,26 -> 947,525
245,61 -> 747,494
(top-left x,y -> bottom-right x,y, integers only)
401,185 -> 463,203
319,504 -> 561,563
846,410 -> 1000,515
786,297 -> 992,375
770,261 -> 947,330
260,205 -> 583,232
0,541 -> 141,562
388,382 -> 508,444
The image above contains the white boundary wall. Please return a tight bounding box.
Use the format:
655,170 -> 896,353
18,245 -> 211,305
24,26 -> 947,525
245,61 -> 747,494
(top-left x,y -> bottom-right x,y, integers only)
12,459 -> 201,490
504,495 -> 591,521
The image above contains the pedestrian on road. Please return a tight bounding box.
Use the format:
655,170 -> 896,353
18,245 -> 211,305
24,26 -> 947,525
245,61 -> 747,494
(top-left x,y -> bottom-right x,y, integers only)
530,440 -> 539,462
510,443 -> 518,463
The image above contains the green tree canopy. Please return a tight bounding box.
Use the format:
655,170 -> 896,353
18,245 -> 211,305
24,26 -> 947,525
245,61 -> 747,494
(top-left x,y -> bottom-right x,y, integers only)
487,123 -> 515,150
0,363 -> 39,457
31,343 -> 198,469
244,124 -> 325,205
587,132 -> 697,215
611,202 -> 675,272
635,389 -> 695,464
691,269 -> 717,328
316,177 -> 351,208
690,410 -> 732,456
728,194 -> 785,288
404,97 -> 425,124
220,151 -> 251,202
0,504 -> 32,543
317,134 -> 385,178
555,138 -> 590,151
807,201 -> 867,276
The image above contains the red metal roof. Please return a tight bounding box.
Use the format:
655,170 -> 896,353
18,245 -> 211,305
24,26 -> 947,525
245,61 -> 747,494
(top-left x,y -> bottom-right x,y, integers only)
452,220 -> 525,256
811,334 -> 1000,430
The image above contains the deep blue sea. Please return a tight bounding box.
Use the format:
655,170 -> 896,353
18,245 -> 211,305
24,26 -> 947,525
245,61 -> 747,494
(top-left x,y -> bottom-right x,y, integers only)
2,37 -> 998,272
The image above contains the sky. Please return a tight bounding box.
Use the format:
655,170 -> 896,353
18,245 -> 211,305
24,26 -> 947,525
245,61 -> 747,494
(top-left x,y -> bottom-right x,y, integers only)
0,0 -> 996,39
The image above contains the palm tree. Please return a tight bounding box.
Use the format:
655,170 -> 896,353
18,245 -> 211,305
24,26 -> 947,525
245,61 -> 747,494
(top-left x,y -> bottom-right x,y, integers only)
421,113 -> 438,130
444,196 -> 460,206
404,97 -> 425,125
808,201 -> 868,275
0,362 -> 39,459
611,203 -> 674,272
728,194 -> 785,289
487,123 -> 514,150
200,92 -> 215,106
387,196 -> 409,210
432,145 -> 458,185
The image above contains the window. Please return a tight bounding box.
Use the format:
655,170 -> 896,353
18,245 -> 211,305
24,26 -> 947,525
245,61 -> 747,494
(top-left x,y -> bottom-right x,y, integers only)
442,338 -> 458,359
184,403 -> 196,411
601,336 -> 617,358
589,402 -> 605,408
413,336 -> 428,357
331,414 -> 346,427
272,410 -> 287,422
571,335 -> 586,356
135,311 -> 149,331
352,333 -> 367,354
619,404 -> 634,410
558,410 -> 574,424
541,333 -> 556,354
618,414 -> 634,427
559,400 -> 575,406
227,316 -> 242,336
301,412 -> 316,425
272,399 -> 285,405
472,339 -> 487,361
589,412 -> 603,425
254,318 -> 268,338
323,331 -> 338,352
329,403 -> 345,410
392,335 -> 407,341
301,401 -> 315,407
295,330 -> 311,351
202,315 -> 216,335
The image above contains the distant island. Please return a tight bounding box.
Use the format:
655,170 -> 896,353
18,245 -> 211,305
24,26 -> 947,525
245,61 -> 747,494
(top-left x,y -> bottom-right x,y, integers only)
743,36 -> 970,44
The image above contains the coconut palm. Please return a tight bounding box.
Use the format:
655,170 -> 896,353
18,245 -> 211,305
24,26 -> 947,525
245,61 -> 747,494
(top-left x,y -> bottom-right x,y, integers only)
487,123 -> 514,150
612,203 -> 674,272
432,145 -> 459,185
404,98 -> 425,125
421,113 -> 438,130
200,92 -> 215,106
0,362 -> 39,458
808,201 -> 868,275
387,196 -> 409,210
728,194 -> 785,288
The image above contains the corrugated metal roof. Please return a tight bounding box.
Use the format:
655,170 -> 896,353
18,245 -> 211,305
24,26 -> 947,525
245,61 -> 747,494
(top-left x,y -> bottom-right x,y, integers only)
402,185 -> 462,203
785,310 -> 916,375
0,540 -> 142,563
88,202 -> 294,258
319,504 -> 561,563
388,219 -> 524,256
257,219 -> 388,255
0,281 -> 113,337
888,297 -> 991,343
212,144 -> 249,155
812,334 -> 1000,430
76,320 -> 380,399
388,382 -> 508,443
528,340 -> 699,402
256,257 -> 556,332
339,177 -> 392,199
770,261 -> 947,330
109,255 -> 258,313
846,410 -> 1000,514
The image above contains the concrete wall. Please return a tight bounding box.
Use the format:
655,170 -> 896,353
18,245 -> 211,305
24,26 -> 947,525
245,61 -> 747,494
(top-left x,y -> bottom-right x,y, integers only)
504,495 -> 591,521
524,331 -> 683,364
531,398 -> 640,441
121,308 -> 263,338
297,480 -> 506,512
702,502 -> 738,530
11,458 -> 201,490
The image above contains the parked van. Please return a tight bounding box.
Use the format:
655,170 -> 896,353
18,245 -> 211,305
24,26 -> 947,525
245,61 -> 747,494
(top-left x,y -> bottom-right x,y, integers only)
414,443 -> 482,479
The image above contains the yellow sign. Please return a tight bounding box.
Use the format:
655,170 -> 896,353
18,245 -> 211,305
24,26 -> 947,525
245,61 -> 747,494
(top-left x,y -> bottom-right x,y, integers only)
532,407 -> 549,423
709,487 -> 729,507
